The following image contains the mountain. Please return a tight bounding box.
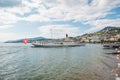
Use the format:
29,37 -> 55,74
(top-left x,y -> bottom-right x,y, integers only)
99,26 -> 120,32
5,37 -> 49,43
5,26 -> 120,43
74,26 -> 120,42
97,26 -> 120,36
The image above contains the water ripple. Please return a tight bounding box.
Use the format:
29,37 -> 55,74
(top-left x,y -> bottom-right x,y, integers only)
0,43 -> 116,80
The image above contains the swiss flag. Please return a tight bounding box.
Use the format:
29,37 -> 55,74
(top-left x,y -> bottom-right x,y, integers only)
23,38 -> 29,44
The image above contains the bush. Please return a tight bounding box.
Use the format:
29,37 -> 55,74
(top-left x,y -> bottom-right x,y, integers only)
118,38 -> 120,42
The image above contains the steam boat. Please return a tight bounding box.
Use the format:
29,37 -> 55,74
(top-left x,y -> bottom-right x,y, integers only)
32,34 -> 85,47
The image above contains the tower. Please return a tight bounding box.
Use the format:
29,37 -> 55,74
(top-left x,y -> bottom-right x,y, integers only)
65,34 -> 70,42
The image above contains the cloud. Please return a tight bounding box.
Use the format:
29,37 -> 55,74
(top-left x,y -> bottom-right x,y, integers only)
0,25 -> 13,29
0,0 -> 21,7
0,10 -> 22,24
85,19 -> 120,32
0,0 -> 120,24
0,32 -> 18,41
0,0 -> 120,41
0,25 -> 17,41
21,0 -> 120,25
38,24 -> 81,38
23,14 -> 50,22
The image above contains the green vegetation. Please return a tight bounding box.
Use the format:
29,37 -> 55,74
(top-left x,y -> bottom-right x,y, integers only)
118,38 -> 120,42
73,26 -> 120,43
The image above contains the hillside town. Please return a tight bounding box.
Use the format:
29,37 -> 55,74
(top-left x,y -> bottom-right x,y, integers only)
75,27 -> 120,43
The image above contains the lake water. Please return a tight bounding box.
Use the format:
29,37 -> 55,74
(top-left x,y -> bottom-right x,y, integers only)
0,43 -> 117,80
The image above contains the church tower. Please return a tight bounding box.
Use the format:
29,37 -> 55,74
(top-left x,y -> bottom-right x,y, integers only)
65,34 -> 70,42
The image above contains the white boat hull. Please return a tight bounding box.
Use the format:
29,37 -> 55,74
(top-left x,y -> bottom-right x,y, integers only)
32,42 -> 85,47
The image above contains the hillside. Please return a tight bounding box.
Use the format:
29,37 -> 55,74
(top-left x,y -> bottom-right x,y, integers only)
75,26 -> 120,42
5,26 -> 120,43
97,26 -> 120,36
82,26 -> 120,37
5,37 -> 48,43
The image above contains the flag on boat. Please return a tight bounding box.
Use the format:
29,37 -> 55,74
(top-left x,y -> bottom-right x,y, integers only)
23,38 -> 29,44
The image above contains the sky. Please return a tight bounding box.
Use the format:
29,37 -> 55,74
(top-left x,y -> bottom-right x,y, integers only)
0,0 -> 120,41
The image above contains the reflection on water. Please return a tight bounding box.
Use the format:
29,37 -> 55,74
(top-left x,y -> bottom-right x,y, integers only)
0,43 -> 116,80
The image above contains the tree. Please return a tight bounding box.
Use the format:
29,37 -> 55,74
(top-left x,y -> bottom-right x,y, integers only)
118,38 -> 120,42
101,39 -> 105,43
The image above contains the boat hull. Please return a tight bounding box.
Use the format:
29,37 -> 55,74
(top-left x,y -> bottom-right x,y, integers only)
105,52 -> 120,54
103,43 -> 120,49
32,43 -> 85,47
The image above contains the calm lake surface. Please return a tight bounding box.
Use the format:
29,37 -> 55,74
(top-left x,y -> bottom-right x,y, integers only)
0,43 -> 117,80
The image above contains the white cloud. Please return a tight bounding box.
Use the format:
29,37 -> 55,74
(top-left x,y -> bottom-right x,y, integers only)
0,0 -> 120,24
0,10 -> 22,24
0,25 -> 13,29
5,6 -> 31,15
0,0 -> 120,41
24,0 -> 120,22
0,32 -> 18,41
38,24 -> 81,38
23,14 -> 50,22
85,19 -> 120,32
0,0 -> 32,24
0,25 -> 17,41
